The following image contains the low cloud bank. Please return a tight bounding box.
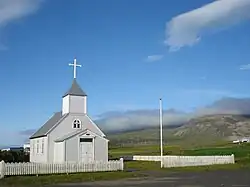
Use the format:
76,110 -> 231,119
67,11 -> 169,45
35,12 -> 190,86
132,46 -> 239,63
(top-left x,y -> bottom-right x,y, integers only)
96,109 -> 190,133
96,97 -> 250,132
3,97 -> 250,148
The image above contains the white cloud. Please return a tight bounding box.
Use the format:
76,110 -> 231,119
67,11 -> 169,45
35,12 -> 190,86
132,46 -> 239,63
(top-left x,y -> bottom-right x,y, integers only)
95,97 -> 250,133
0,0 -> 42,26
97,110 -> 189,132
0,129 -> 27,147
165,0 -> 250,51
239,64 -> 250,70
146,55 -> 163,62
0,0 -> 43,49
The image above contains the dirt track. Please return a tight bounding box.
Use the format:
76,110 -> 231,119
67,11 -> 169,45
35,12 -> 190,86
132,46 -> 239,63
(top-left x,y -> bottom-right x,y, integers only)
53,169 -> 250,187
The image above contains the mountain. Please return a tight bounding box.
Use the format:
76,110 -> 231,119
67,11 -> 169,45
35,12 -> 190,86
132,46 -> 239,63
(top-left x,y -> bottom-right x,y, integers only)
172,114 -> 250,143
98,97 -> 250,146
108,114 -> 250,147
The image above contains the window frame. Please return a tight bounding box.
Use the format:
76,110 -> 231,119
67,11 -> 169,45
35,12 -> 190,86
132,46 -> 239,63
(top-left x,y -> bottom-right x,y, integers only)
41,139 -> 44,154
72,119 -> 81,129
36,140 -> 39,154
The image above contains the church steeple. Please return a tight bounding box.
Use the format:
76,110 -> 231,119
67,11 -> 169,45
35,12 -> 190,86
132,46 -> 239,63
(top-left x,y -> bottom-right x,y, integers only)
62,58 -> 87,115
62,79 -> 87,98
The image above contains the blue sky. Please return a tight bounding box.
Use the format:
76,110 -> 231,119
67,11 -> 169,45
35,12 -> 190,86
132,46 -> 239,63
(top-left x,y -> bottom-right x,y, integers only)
1,0 -> 250,145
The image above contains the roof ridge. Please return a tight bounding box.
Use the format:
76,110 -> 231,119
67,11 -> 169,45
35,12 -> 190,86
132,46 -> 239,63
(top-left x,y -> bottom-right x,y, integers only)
30,111 -> 64,139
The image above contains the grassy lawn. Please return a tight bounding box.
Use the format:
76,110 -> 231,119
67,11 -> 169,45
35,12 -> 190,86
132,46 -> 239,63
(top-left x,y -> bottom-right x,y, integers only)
112,143 -> 250,171
125,160 -> 249,173
0,171 -> 147,187
1,143 -> 250,186
110,143 -> 250,159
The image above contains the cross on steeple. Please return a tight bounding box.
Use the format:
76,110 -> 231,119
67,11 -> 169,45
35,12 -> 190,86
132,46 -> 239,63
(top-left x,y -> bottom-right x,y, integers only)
69,58 -> 82,79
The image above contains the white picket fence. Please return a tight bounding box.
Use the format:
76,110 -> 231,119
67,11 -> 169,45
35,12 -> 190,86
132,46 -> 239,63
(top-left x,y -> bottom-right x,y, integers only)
162,155 -> 235,168
132,155 -> 235,168
133,155 -> 162,161
0,158 -> 124,178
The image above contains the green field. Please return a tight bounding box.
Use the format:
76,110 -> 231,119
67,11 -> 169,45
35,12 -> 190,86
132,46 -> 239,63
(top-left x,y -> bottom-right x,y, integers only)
1,143 -> 250,186
111,143 -> 250,170
110,142 -> 250,158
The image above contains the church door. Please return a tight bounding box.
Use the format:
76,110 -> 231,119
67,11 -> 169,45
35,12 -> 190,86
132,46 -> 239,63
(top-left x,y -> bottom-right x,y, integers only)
79,138 -> 94,163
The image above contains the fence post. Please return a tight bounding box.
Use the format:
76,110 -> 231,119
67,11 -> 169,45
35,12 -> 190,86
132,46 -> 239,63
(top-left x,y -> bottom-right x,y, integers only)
0,160 -> 5,179
120,158 -> 124,171
231,154 -> 235,163
162,157 -> 165,168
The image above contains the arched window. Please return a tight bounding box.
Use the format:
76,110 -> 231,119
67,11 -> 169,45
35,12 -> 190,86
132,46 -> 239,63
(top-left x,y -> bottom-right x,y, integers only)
73,119 -> 81,129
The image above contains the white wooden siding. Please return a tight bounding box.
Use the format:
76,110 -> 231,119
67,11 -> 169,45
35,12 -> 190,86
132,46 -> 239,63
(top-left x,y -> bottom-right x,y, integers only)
64,133 -> 108,163
69,95 -> 87,114
94,136 -> 108,162
0,159 -> 123,177
62,95 -> 70,115
65,136 -> 78,162
54,142 -> 65,163
48,115 -> 106,162
30,137 -> 48,163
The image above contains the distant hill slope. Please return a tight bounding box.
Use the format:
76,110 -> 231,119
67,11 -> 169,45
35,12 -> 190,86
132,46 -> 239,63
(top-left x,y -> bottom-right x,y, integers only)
108,114 -> 250,147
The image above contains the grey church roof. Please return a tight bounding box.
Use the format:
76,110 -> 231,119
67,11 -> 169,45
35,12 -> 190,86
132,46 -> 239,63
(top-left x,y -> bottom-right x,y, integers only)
62,79 -> 87,97
54,128 -> 108,142
30,112 -> 68,139
54,129 -> 86,142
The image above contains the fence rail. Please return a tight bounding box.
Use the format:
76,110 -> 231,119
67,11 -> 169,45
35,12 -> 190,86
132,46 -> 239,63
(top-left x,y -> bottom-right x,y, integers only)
162,155 -> 235,168
132,155 -> 235,167
133,156 -> 162,161
0,158 -> 123,178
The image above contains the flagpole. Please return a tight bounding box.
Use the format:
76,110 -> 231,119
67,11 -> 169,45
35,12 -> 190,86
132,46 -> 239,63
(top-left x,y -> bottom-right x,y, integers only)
159,98 -> 163,168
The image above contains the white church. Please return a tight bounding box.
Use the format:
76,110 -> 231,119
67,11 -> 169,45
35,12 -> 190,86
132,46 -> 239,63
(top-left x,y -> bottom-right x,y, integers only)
29,58 -> 109,163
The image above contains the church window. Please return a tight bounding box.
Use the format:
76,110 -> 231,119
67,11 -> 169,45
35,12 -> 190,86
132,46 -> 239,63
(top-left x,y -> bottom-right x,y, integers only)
41,139 -> 44,154
37,140 -> 39,153
32,142 -> 35,154
73,119 -> 81,129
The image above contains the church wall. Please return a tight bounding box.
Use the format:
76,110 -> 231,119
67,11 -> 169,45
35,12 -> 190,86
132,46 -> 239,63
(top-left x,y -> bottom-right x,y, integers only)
53,142 -> 65,163
48,135 -> 55,162
64,133 -> 108,162
94,136 -> 108,162
69,95 -> 87,114
48,114 -> 105,162
47,115 -> 87,162
65,136 -> 78,162
29,137 -> 48,163
62,95 -> 70,115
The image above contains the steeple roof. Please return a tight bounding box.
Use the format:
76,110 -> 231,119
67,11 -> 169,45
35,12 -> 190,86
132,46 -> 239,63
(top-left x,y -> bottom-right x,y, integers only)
62,79 -> 87,97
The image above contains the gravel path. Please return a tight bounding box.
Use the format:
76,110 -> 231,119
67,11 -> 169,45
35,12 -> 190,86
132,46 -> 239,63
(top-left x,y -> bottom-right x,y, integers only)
52,169 -> 250,187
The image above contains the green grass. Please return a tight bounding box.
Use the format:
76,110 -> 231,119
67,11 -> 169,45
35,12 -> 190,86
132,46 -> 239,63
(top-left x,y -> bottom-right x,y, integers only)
1,143 -> 250,186
112,143 -> 250,171
109,145 -> 184,159
125,161 -> 246,172
110,143 -> 250,158
0,171 -> 147,187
